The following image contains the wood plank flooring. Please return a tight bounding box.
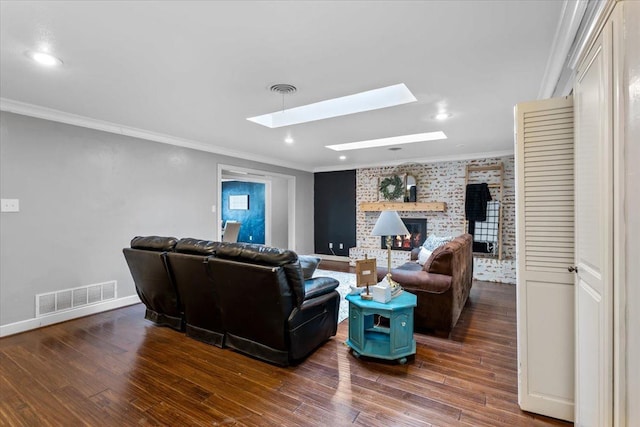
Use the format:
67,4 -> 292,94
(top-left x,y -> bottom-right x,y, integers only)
0,271 -> 573,426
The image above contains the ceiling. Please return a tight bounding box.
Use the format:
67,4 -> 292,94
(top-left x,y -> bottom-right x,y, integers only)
0,1 -> 564,172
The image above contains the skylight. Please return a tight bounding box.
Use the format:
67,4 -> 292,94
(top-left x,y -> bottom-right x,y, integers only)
247,84 -> 417,128
325,131 -> 447,151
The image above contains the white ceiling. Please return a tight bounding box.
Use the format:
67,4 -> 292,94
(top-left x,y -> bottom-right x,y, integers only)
0,1 -> 564,172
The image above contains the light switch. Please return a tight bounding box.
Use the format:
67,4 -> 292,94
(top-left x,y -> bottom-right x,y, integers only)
211,205 -> 216,213
1,199 -> 20,212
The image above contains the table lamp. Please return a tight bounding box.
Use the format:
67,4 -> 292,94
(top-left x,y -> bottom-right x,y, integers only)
371,210 -> 410,289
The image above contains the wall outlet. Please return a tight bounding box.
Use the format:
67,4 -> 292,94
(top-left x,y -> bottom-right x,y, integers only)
249,235 -> 253,241
339,243 -> 344,250
1,199 -> 19,213
328,243 -> 333,249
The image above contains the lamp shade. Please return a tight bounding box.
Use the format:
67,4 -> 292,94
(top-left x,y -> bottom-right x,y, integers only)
371,210 -> 410,237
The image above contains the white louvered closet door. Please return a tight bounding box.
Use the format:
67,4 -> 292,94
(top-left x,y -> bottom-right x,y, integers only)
515,96 -> 575,422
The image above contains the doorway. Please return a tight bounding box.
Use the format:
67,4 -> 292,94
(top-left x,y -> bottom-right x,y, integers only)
217,164 -> 296,250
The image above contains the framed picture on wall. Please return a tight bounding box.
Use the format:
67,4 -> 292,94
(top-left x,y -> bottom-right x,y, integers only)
229,194 -> 249,210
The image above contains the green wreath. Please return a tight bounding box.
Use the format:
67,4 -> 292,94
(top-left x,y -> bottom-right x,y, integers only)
379,175 -> 404,201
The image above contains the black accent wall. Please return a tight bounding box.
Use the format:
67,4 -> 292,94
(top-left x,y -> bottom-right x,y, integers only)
314,170 -> 356,256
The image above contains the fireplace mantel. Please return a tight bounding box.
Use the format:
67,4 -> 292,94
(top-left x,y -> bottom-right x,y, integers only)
359,202 -> 446,212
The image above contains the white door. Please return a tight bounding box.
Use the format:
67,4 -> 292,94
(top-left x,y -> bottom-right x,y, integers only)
515,96 -> 575,421
574,19 -> 613,427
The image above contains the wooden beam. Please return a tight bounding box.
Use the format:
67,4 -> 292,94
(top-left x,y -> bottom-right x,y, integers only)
359,202 -> 446,212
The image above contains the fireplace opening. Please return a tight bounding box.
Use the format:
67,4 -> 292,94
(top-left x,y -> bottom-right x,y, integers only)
380,218 -> 427,251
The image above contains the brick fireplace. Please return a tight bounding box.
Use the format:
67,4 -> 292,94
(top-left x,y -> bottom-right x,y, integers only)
380,218 -> 427,251
348,156 -> 517,283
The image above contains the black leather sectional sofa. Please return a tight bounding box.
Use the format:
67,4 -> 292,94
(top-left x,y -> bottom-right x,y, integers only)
123,236 -> 340,366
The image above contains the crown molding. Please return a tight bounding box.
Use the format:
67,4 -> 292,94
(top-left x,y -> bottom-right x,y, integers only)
0,98 -> 312,172
538,0 -> 590,99
538,0 -> 616,99
1,98 -> 515,175
312,149 -> 515,173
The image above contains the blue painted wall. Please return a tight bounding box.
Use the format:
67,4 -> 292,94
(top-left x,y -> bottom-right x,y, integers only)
221,181 -> 265,244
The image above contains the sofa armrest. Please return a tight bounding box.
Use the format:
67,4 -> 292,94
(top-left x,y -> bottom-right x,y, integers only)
379,268 -> 452,294
303,277 -> 339,301
288,289 -> 339,326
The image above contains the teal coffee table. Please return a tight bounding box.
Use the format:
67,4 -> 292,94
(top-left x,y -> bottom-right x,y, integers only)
345,291 -> 417,364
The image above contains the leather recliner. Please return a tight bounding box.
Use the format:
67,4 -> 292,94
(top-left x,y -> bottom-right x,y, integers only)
125,237 -> 341,366
123,236 -> 183,330
166,238 -> 225,347
210,243 -> 340,366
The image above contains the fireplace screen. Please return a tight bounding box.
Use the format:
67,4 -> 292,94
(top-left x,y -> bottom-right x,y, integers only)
381,218 -> 427,251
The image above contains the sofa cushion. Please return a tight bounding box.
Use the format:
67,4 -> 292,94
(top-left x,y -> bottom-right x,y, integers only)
214,243 -> 298,266
215,243 -> 306,307
396,262 -> 423,272
298,255 -> 321,279
422,234 -> 453,251
423,244 -> 451,275
417,247 -> 433,265
423,235 -> 471,276
174,238 -> 221,255
130,236 -> 178,251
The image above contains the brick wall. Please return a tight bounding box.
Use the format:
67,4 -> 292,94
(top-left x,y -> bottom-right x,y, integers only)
349,155 -> 516,284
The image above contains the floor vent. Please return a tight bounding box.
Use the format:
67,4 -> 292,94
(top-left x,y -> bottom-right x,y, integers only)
35,280 -> 117,317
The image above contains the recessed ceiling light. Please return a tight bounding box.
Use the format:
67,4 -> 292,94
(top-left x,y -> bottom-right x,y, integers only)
247,83 -> 417,128
26,50 -> 63,66
326,131 -> 447,152
339,155 -> 347,160
434,112 -> 452,121
284,136 -> 294,144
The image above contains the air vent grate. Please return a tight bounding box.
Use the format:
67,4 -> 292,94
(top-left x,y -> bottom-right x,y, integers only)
57,290 -> 72,311
35,280 -> 117,317
73,288 -> 88,307
270,83 -> 297,95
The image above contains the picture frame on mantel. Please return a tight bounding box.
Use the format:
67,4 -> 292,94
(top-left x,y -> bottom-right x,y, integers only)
378,174 -> 405,202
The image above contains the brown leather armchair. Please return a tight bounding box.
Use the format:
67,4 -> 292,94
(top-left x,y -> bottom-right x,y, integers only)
378,234 -> 473,336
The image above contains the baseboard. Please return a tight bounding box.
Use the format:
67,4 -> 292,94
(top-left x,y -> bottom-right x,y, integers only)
314,253 -> 350,262
0,294 -> 141,338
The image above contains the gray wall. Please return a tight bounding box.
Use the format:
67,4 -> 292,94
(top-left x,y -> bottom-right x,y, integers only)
0,112 -> 314,326
270,175 -> 289,249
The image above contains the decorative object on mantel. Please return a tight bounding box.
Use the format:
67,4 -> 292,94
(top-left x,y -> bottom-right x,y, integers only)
391,162 -> 422,202
371,210 -> 409,293
378,175 -> 404,201
360,201 -> 446,212
404,174 -> 417,202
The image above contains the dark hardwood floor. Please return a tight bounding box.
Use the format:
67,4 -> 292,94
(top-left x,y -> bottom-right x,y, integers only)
319,259 -> 355,273
0,265 -> 572,426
